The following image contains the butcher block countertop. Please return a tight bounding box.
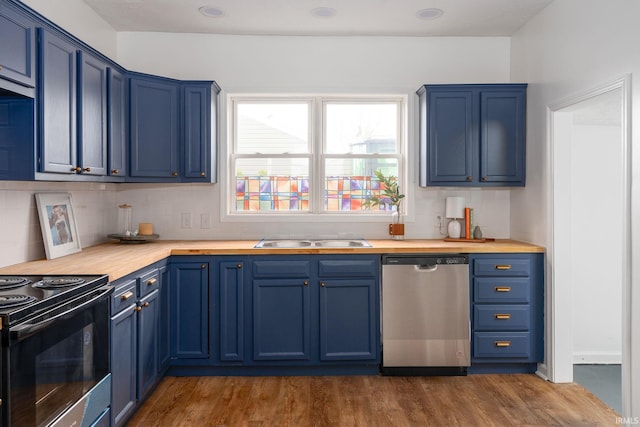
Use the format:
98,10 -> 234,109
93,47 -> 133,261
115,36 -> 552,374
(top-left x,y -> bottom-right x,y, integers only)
0,239 -> 544,282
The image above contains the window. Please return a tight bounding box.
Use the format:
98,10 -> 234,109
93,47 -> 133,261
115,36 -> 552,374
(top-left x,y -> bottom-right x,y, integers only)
230,96 -> 404,215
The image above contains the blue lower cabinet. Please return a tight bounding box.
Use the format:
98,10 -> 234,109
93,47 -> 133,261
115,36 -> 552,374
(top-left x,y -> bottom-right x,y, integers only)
319,279 -> 377,361
110,261 -> 167,427
250,255 -> 380,367
469,253 -> 544,371
253,278 -> 312,361
170,261 -> 209,359
218,260 -> 245,362
110,302 -> 137,427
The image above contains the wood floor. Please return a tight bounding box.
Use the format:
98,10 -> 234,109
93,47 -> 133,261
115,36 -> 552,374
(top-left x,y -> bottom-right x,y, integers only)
126,374 -> 619,426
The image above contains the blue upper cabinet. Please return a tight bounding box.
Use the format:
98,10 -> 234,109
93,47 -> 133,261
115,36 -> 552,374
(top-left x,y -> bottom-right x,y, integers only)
418,84 -> 527,187
0,1 -> 36,96
129,75 -> 219,183
107,67 -> 127,179
129,74 -> 180,180
38,28 -> 78,174
77,51 -> 108,176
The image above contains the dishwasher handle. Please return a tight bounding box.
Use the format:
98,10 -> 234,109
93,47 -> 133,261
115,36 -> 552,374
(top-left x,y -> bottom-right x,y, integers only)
382,254 -> 468,266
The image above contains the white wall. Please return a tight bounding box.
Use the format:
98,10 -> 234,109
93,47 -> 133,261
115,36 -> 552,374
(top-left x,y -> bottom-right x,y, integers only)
511,0 -> 640,417
114,33 -> 514,241
0,182 -> 118,268
570,125 -> 622,364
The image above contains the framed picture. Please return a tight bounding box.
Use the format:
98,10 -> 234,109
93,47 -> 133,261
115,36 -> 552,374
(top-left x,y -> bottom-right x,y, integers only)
35,193 -> 82,259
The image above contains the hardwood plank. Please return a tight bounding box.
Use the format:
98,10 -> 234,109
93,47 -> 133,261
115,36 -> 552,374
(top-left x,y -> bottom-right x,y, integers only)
126,374 -> 619,427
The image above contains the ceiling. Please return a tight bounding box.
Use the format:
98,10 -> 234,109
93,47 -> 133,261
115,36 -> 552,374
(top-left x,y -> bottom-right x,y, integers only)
82,0 -> 554,37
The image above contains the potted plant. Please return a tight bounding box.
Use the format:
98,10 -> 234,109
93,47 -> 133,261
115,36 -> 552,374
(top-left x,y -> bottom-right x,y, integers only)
364,170 -> 406,239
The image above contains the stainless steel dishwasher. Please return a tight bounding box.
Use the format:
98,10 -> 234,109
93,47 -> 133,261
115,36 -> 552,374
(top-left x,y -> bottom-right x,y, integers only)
381,254 -> 470,375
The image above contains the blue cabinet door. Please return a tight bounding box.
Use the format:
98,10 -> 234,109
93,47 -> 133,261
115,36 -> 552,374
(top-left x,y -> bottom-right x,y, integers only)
319,279 -> 377,361
253,278 -> 311,361
0,97 -> 34,180
107,67 -> 127,178
137,288 -> 159,399
110,304 -> 137,427
479,89 -> 526,184
77,51 -> 107,176
38,28 -> 77,174
170,262 -> 209,359
182,84 -> 210,181
0,2 -> 36,91
129,76 -> 179,179
425,89 -> 475,185
158,266 -> 171,372
218,260 -> 245,362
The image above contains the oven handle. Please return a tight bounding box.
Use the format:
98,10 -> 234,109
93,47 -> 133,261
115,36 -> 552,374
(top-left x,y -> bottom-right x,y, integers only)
11,285 -> 113,342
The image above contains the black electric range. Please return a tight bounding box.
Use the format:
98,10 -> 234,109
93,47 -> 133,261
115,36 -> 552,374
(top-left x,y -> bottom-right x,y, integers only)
0,274 -> 110,328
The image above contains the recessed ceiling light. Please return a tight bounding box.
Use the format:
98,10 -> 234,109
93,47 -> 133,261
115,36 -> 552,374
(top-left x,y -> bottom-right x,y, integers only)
199,6 -> 225,18
311,7 -> 336,18
416,8 -> 444,20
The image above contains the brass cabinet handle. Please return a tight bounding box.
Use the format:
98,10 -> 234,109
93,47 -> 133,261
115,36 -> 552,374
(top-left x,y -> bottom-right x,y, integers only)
494,313 -> 511,320
481,177 -> 487,181
141,301 -> 150,308
494,286 -> 512,292
237,263 -> 242,268
120,291 -> 134,301
494,341 -> 511,347
172,171 -> 178,177
320,282 -> 326,287
134,306 -> 142,312
111,169 -> 119,174
71,166 -> 82,173
303,281 -> 308,286
466,176 -> 472,181
495,265 -> 512,270
147,278 -> 157,286
82,167 -> 91,172
200,172 -> 205,177
201,264 -> 207,269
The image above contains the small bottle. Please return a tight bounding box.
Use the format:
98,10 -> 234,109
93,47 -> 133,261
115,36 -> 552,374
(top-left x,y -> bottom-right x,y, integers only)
118,204 -> 132,235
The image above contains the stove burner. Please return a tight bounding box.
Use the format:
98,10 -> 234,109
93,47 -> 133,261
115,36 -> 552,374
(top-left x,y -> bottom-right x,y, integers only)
0,276 -> 32,290
0,294 -> 38,308
35,277 -> 86,289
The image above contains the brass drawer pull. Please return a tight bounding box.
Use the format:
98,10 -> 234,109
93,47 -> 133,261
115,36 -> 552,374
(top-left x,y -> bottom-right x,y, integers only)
111,169 -> 119,174
320,282 -> 326,287
495,265 -> 512,270
120,291 -> 134,301
134,306 -> 142,312
494,341 -> 511,348
494,286 -> 511,292
141,301 -> 150,308
147,278 -> 157,286
494,313 -> 511,320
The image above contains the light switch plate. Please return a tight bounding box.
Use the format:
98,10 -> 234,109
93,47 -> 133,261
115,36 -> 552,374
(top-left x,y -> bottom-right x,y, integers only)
181,212 -> 192,228
200,213 -> 211,229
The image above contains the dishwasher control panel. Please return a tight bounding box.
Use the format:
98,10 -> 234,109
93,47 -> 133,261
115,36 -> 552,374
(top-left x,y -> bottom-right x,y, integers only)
382,255 -> 469,266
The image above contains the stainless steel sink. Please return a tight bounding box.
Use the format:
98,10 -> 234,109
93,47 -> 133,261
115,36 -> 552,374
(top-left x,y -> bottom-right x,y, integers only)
254,239 -> 371,248
254,240 -> 313,248
313,240 -> 371,248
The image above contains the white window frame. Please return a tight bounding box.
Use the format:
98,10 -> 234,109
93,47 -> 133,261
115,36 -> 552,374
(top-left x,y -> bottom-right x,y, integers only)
224,94 -> 408,222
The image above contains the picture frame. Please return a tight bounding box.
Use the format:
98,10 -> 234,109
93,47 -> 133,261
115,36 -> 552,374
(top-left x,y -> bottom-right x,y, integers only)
35,192 -> 82,259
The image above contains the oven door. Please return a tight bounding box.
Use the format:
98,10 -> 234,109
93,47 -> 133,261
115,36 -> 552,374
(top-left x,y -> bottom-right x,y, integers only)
7,285 -> 113,427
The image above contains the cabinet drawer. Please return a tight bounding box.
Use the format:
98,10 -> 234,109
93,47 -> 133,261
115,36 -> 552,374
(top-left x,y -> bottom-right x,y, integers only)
473,258 -> 530,276
111,279 -> 137,315
473,332 -> 531,359
253,260 -> 311,278
318,259 -> 377,278
474,278 -> 530,303
474,305 -> 530,330
138,269 -> 160,296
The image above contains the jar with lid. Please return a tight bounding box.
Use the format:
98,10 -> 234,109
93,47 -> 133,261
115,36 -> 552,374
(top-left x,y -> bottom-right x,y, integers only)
118,204 -> 133,235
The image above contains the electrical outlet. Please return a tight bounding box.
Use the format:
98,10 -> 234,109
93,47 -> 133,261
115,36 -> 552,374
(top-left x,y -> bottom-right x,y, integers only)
434,214 -> 443,228
200,213 -> 211,229
181,212 -> 192,229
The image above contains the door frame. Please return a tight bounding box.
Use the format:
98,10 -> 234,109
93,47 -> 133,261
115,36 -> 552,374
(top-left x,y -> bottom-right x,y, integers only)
546,75 -> 631,414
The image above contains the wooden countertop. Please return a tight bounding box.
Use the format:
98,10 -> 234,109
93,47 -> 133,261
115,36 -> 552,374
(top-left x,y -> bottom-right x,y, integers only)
0,239 -> 544,282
